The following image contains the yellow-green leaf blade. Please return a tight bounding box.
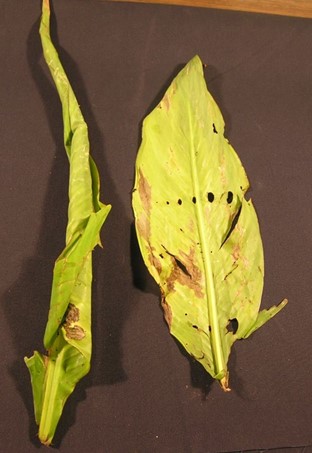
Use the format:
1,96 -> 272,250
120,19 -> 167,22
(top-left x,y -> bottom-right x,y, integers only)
132,55 -> 286,390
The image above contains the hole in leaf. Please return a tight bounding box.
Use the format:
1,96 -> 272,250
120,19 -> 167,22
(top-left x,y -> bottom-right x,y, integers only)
159,253 -> 164,259
212,123 -> 218,134
192,196 -> 196,204
162,245 -> 191,279
166,201 -> 170,205
208,325 -> 211,332
178,199 -> 182,205
173,255 -> 191,278
226,318 -> 238,334
220,205 -> 242,248
192,325 -> 198,330
227,191 -> 233,204
207,192 -> 214,203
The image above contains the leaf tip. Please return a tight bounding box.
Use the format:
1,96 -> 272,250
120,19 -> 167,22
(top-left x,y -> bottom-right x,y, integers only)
220,373 -> 231,392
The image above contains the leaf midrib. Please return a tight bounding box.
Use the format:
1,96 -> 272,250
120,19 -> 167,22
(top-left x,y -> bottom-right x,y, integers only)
188,106 -> 226,380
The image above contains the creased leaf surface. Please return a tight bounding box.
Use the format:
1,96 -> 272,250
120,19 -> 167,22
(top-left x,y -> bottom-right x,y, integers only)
24,0 -> 111,444
132,55 -> 287,390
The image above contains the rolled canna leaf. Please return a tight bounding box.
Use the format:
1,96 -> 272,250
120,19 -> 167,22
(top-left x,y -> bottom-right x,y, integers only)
24,0 -> 111,445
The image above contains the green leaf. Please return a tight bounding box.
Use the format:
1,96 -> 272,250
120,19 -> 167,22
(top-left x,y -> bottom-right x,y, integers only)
24,0 -> 111,445
132,55 -> 287,391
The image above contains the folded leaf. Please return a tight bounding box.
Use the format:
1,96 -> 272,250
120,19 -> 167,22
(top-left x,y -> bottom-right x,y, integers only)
24,0 -> 111,445
132,55 -> 287,391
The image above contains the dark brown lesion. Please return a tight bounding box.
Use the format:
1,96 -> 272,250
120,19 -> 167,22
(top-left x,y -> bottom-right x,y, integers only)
65,303 -> 80,323
161,292 -> 172,328
64,324 -> 85,340
164,246 -> 203,298
63,303 -> 85,340
148,247 -> 162,275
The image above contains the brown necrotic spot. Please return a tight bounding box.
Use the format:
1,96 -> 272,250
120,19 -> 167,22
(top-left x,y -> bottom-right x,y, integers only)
173,255 -> 191,278
65,325 -> 86,340
162,93 -> 170,112
161,295 -> 172,327
136,170 -> 152,241
164,247 -> 203,298
137,172 -> 164,277
63,303 -> 85,340
231,244 -> 240,262
142,244 -> 162,280
65,303 -> 79,323
138,170 -> 151,213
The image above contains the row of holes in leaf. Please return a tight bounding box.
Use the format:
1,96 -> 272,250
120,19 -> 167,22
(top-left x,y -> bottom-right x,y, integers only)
165,191 -> 234,206
185,316 -> 238,335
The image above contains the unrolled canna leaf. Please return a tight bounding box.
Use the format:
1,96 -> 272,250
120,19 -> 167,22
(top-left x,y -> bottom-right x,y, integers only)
24,0 -> 111,445
132,55 -> 287,391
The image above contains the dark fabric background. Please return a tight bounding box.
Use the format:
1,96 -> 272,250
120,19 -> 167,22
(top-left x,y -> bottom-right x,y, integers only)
0,0 -> 311,451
